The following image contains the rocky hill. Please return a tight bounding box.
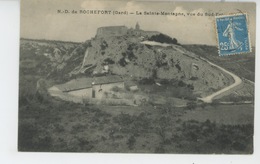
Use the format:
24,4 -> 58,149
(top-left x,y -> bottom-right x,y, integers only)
20,39 -> 80,78
71,34 -> 233,96
20,27 -> 234,97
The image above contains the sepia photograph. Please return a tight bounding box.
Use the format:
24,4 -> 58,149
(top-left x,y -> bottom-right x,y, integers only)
18,0 -> 256,154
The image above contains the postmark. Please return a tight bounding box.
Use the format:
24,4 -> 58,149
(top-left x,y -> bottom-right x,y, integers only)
215,13 -> 251,56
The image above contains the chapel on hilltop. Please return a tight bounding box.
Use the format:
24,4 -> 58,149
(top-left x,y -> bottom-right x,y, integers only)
95,22 -> 160,38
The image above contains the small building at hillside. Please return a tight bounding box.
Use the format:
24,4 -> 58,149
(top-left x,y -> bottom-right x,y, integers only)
48,75 -> 124,99
92,76 -> 124,99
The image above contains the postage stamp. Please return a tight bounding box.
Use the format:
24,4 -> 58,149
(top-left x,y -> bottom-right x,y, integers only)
215,13 -> 251,56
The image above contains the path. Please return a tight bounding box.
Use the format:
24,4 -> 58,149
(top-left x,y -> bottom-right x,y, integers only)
173,45 -> 243,103
198,57 -> 242,103
141,41 -> 243,103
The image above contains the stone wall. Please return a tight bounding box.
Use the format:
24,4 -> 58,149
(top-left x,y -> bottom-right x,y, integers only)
92,82 -> 125,99
96,26 -> 128,38
96,25 -> 160,38
68,88 -> 92,98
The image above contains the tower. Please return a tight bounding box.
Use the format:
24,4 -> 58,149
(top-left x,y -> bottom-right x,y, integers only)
135,22 -> 140,30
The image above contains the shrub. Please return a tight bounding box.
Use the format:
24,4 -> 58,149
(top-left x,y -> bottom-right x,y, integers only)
156,60 -> 168,67
100,40 -> 108,50
138,78 -> 155,85
187,84 -> 194,90
178,81 -> 186,87
190,76 -> 198,80
54,123 -> 65,133
187,101 -> 197,110
122,44 -> 138,62
155,145 -> 165,153
148,33 -> 178,45
104,58 -> 115,64
118,57 -> 127,67
71,123 -> 86,133
175,63 -> 181,71
176,120 -> 253,153
127,135 -> 136,150
113,113 -> 133,126
77,137 -> 93,151
111,86 -> 124,92
18,122 -> 39,151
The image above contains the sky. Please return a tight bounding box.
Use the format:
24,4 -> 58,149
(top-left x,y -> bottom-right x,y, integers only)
21,0 -> 256,45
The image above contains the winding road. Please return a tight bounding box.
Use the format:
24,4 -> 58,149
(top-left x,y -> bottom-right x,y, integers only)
141,41 -> 243,103
198,57 -> 242,103
172,45 -> 243,103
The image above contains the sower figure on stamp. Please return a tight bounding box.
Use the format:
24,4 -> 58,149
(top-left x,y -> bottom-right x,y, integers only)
223,18 -> 243,50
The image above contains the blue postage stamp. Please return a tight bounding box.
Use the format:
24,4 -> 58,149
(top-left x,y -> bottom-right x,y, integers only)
215,13 -> 251,56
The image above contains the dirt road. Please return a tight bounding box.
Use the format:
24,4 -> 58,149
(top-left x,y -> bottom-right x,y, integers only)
141,41 -> 243,103
198,57 -> 242,103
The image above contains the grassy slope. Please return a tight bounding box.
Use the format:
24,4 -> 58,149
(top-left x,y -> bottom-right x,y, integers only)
181,104 -> 254,125
18,40 -> 254,153
18,89 -> 253,153
183,45 -> 255,81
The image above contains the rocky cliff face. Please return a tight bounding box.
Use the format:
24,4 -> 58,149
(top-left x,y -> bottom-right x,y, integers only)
69,34 -> 233,96
20,31 -> 234,96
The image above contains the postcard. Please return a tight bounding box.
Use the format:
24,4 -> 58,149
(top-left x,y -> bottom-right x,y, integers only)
19,0 -> 256,153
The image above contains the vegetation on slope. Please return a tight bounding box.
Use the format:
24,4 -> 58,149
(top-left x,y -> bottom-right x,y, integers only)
18,81 -> 253,153
183,45 -> 255,81
18,39 -> 254,153
148,33 -> 178,45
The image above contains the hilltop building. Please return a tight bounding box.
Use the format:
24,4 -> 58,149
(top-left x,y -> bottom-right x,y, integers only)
135,22 -> 140,30
96,26 -> 128,38
95,23 -> 160,38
